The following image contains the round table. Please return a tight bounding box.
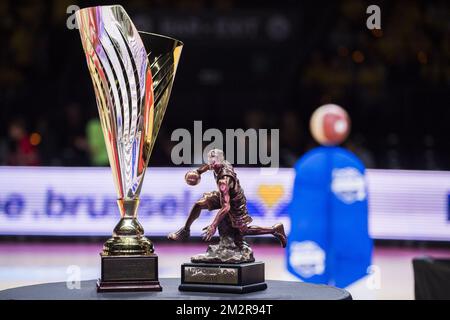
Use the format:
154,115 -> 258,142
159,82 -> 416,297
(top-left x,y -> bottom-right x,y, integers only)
0,278 -> 351,300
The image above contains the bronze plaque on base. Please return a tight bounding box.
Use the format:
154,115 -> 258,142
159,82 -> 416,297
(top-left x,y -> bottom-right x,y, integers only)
179,262 -> 267,294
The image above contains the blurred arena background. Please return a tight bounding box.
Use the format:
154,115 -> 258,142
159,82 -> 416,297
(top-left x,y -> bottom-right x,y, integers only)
0,0 -> 449,299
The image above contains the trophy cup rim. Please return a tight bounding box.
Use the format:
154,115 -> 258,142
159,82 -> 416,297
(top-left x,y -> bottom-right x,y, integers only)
138,31 -> 184,47
75,5 -> 184,47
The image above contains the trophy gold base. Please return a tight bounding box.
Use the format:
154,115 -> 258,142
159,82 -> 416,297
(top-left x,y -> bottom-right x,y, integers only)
179,262 -> 267,294
97,200 -> 162,292
97,254 -> 162,292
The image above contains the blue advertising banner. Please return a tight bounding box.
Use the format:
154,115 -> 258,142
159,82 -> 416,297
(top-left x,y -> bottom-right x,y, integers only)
0,167 -> 291,236
0,166 -> 449,241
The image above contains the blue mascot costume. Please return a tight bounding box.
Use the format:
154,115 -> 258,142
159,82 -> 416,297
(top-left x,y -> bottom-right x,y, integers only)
287,104 -> 372,288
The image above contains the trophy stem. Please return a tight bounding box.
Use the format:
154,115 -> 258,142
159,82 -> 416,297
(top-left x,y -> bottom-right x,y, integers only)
102,199 -> 154,256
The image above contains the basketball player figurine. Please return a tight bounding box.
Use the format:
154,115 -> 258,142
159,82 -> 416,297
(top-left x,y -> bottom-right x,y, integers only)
171,149 -> 287,293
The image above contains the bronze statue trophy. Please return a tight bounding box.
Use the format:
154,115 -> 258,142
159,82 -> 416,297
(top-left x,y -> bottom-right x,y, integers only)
169,149 -> 287,293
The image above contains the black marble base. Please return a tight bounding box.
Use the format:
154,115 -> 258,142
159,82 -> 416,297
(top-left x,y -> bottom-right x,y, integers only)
179,261 -> 267,294
97,254 -> 162,292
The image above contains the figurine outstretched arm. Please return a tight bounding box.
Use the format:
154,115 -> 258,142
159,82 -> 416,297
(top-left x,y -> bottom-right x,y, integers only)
196,163 -> 210,175
202,177 -> 231,241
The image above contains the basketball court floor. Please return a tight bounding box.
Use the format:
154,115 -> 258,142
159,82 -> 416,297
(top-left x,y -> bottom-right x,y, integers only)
1,241 -> 449,299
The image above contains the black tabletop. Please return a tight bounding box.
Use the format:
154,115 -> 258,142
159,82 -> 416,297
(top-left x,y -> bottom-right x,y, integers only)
0,278 -> 351,300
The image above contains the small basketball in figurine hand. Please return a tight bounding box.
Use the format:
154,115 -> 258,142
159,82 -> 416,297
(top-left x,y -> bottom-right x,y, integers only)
310,104 -> 351,146
185,170 -> 201,186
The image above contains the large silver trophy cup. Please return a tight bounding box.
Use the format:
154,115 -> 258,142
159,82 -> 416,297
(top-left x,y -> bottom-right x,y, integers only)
76,5 -> 182,292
